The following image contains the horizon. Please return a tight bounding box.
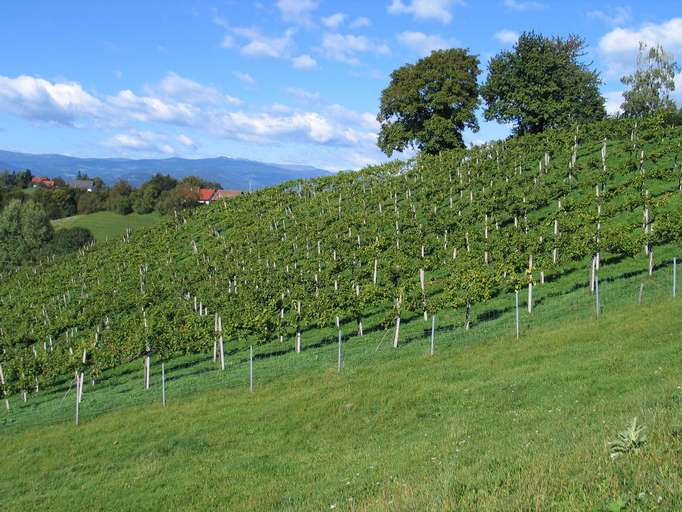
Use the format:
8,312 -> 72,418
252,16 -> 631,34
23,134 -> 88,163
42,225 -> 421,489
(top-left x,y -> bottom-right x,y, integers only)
0,1 -> 680,171
0,147 -> 331,171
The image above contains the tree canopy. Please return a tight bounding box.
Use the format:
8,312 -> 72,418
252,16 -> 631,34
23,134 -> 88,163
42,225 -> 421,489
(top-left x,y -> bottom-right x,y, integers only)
480,32 -> 606,135
377,48 -> 480,156
621,42 -> 680,118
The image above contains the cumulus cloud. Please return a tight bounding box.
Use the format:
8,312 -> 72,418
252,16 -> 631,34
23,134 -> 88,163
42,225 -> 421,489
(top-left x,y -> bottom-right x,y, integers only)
598,17 -> 682,77
321,12 -> 346,29
494,29 -> 519,45
349,17 -> 371,29
149,72 -> 241,105
503,0 -> 544,11
233,71 -> 255,84
107,89 -> 199,125
603,90 -> 625,115
276,0 -> 318,27
292,54 -> 318,70
232,27 -> 296,59
388,0 -> 464,24
320,33 -> 389,66
0,74 -> 103,125
286,87 -> 320,101
397,32 -> 451,57
588,6 -> 631,26
107,131 -> 177,155
0,73 -> 382,166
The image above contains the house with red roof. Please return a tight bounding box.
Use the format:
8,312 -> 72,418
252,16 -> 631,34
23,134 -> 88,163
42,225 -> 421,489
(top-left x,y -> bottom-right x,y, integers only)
31,176 -> 55,188
197,188 -> 240,204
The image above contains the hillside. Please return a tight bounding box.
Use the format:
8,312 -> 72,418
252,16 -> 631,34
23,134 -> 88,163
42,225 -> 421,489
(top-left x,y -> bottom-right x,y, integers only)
0,117 -> 681,508
0,150 -> 329,189
1,293 -> 681,511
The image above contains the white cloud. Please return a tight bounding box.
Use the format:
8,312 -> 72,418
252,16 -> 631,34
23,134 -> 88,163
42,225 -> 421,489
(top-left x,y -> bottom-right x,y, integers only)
588,6 -> 631,26
107,131 -> 177,155
494,29 -> 519,45
176,134 -> 196,148
321,12 -> 346,29
388,0 -> 464,24
397,32 -> 451,57
0,75 -> 104,125
221,35 -> 235,49
292,54 -> 318,70
108,89 -> 199,125
349,17 -> 371,29
320,33 -> 389,66
503,0 -> 544,11
603,90 -> 624,115
276,0 -> 318,27
286,87 -> 321,101
598,18 -> 682,77
0,73 -> 383,165
238,28 -> 296,59
233,71 -> 255,84
150,72 -> 241,106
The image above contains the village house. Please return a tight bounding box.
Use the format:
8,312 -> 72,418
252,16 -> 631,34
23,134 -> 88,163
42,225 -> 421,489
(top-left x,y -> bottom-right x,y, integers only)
197,188 -> 241,204
67,179 -> 94,192
31,176 -> 55,188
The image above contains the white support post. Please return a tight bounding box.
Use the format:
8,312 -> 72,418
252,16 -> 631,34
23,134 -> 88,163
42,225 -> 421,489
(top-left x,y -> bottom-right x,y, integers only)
75,374 -> 80,426
219,335 -> 225,371
0,364 -> 8,411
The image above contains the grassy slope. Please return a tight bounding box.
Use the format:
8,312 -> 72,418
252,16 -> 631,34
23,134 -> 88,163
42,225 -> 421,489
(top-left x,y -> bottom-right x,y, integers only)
1,291 -> 681,511
51,211 -> 162,241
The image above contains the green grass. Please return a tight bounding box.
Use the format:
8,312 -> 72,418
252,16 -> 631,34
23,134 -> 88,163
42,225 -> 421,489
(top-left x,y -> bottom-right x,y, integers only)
1,254 -> 681,511
51,211 -> 162,241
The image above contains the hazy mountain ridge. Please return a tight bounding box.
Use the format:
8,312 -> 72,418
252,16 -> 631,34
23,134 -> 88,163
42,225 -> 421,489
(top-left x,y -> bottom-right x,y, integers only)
0,150 -> 331,190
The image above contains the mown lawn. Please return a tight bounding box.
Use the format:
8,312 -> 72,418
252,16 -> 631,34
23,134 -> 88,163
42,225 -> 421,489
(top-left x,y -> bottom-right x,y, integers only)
51,211 -> 162,241
1,289 -> 681,511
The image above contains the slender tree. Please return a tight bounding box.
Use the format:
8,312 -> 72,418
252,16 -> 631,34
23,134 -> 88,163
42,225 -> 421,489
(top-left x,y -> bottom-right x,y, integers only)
621,42 -> 680,118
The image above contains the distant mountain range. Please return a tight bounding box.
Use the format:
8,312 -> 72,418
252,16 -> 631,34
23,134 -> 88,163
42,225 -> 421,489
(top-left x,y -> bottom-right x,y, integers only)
0,150 -> 331,190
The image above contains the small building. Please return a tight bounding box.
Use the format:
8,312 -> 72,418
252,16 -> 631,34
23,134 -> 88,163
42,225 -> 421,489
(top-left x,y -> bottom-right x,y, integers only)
68,179 -> 94,192
31,176 -> 55,188
197,188 -> 241,204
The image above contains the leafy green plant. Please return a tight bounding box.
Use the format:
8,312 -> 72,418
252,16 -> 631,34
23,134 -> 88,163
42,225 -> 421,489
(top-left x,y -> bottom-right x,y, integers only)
608,417 -> 647,460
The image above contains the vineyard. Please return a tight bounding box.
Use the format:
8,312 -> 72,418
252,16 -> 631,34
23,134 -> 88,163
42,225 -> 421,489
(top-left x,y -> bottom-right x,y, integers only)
0,116 -> 681,414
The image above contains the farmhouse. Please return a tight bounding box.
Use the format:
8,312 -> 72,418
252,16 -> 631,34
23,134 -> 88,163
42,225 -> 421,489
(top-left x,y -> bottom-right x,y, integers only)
68,179 -> 94,192
198,188 -> 241,204
31,176 -> 55,188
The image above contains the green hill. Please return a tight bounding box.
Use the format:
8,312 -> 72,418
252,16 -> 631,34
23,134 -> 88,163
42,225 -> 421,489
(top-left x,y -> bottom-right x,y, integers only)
51,211 -> 162,242
1,117 -> 681,509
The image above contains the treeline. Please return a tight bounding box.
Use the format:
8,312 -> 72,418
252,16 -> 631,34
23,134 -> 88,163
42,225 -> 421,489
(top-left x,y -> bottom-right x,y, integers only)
0,171 -> 221,220
378,32 -> 681,156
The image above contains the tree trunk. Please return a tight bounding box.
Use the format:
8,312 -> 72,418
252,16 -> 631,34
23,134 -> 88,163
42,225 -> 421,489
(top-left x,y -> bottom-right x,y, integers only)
393,316 -> 401,348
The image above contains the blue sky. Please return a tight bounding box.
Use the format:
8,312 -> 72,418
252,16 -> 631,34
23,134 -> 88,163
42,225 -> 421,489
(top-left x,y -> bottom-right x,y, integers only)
0,1 -> 680,170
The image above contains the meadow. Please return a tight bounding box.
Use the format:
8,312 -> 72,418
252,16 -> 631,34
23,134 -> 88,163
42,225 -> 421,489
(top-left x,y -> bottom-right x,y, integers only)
51,211 -> 162,241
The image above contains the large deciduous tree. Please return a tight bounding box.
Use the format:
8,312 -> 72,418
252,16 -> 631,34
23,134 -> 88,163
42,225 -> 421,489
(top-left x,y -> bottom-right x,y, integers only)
620,42 -> 680,118
481,32 -> 605,135
0,200 -> 53,269
377,48 -> 481,156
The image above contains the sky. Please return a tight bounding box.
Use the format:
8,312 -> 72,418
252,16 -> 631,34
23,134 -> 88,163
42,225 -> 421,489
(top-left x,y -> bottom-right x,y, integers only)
0,0 -> 680,171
